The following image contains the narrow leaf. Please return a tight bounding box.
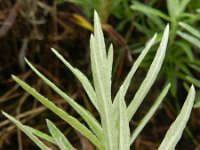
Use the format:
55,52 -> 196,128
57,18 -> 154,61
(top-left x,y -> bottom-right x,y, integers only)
113,33 -> 157,107
175,41 -> 194,61
2,112 -> 51,150
177,31 -> 200,50
179,22 -> 200,39
186,76 -> 200,88
127,24 -> 169,121
158,85 -> 195,150
167,0 -> 179,18
26,126 -> 55,144
107,44 -> 114,90
179,0 -> 191,13
131,2 -> 170,21
90,11 -> 115,150
118,86 -> 130,150
46,119 -> 76,150
51,48 -> 99,111
25,59 -> 103,142
130,83 -> 171,144
11,75 -> 103,149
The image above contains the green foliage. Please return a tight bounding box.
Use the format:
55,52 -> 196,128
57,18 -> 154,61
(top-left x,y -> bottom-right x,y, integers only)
2,11 -> 195,150
131,0 -> 200,98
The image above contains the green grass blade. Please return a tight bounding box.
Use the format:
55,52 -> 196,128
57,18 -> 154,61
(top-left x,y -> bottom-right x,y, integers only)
127,24 -> 169,121
118,87 -> 130,150
25,59 -> 103,142
46,119 -> 76,150
194,95 -> 200,108
175,41 -> 194,61
51,48 -> 99,111
11,75 -> 103,149
2,112 -> 51,150
158,85 -> 195,150
186,76 -> 200,88
179,0 -> 191,13
130,83 -> 171,144
131,2 -> 170,21
167,0 -> 179,18
90,11 -> 115,150
177,31 -> 200,49
26,126 -> 55,144
189,64 -> 200,73
179,22 -> 200,39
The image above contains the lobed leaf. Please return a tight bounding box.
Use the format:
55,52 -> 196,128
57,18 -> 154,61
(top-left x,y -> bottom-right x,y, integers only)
11,75 -> 103,149
26,126 -> 55,144
90,11 -> 115,150
113,33 -> 157,118
158,85 -> 195,150
51,48 -> 99,111
118,86 -> 130,150
113,33 -> 157,105
25,59 -> 103,142
130,83 -> 171,144
127,24 -> 169,121
46,119 -> 76,150
2,112 -> 51,150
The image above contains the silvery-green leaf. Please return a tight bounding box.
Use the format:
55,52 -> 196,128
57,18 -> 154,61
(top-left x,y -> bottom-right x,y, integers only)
25,59 -> 103,142
107,44 -> 114,91
46,119 -> 76,150
51,48 -> 99,111
118,86 -> 130,150
113,33 -> 157,108
130,83 -> 171,144
158,85 -> 195,150
26,126 -> 55,144
90,11 -> 115,150
11,75 -> 103,150
127,24 -> 169,121
2,112 -> 51,150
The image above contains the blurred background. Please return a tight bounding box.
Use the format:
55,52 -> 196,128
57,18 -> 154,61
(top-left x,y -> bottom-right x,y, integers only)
0,0 -> 200,149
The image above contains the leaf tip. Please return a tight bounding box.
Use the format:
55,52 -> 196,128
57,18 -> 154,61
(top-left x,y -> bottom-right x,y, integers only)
165,23 -> 170,32
11,74 -> 17,80
51,48 -> 57,54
